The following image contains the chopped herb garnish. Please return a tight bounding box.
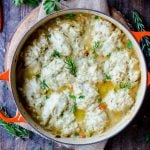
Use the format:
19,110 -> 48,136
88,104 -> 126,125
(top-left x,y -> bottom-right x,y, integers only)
47,34 -> 51,39
106,53 -> 111,58
127,40 -> 133,49
74,133 -> 79,137
65,57 -> 77,77
92,41 -> 102,52
40,80 -> 49,89
52,50 -> 61,58
36,74 -> 41,78
66,13 -> 76,19
120,82 -> 131,89
70,104 -> 77,113
94,15 -> 99,19
105,74 -> 111,80
98,98 -> 102,103
69,94 -> 76,100
79,95 -> 85,99
45,95 -> 49,99
116,47 -> 121,51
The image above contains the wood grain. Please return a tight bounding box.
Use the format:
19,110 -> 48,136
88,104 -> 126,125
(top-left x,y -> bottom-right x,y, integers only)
0,0 -> 150,150
0,1 -> 3,32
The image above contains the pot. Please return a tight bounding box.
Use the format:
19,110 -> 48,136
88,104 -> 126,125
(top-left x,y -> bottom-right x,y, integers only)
0,9 -> 150,145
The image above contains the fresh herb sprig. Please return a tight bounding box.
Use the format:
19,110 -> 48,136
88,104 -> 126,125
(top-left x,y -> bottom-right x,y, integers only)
43,0 -> 67,14
12,0 -> 41,7
0,107 -> 30,138
12,0 -> 67,14
65,57 -> 77,77
131,10 -> 150,69
131,11 -> 145,31
120,82 -> 131,89
52,50 -> 61,58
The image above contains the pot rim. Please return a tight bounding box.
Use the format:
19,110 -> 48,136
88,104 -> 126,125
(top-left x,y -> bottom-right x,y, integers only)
10,8 -> 147,145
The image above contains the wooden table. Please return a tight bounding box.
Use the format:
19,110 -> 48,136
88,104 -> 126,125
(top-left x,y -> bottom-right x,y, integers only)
0,0 -> 150,149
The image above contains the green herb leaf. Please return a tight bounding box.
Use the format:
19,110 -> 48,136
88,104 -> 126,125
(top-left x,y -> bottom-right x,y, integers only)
131,10 -> 150,69
45,95 -> 49,99
92,41 -> 102,51
105,74 -> 111,80
0,107 -> 30,138
120,82 -> 131,89
79,95 -> 85,99
12,0 -> 41,7
116,47 -> 121,51
106,53 -> 111,58
70,104 -> 77,113
74,133 -> 79,137
25,0 -> 42,7
69,94 -> 76,100
43,0 -> 60,14
52,50 -> 61,58
65,57 -> 77,77
127,40 -> 132,49
36,74 -> 41,79
40,80 -> 49,89
12,0 -> 24,6
66,13 -> 76,19
94,16 -> 99,19
47,34 -> 51,39
98,98 -> 102,103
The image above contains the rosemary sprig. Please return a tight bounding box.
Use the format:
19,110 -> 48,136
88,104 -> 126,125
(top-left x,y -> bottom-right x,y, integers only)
0,107 -> 30,138
65,57 -> 77,77
131,10 -> 150,69
131,11 -> 145,31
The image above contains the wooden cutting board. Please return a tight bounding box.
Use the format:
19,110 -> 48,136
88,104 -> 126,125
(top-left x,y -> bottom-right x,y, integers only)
5,0 -> 129,149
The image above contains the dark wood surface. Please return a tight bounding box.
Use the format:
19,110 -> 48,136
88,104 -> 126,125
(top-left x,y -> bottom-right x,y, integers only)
0,0 -> 150,150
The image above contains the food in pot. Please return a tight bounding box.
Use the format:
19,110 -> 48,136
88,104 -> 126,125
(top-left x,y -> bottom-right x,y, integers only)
17,13 -> 141,138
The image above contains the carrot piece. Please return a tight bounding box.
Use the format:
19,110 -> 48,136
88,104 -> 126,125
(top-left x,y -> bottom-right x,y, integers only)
98,103 -> 106,110
79,134 -> 86,138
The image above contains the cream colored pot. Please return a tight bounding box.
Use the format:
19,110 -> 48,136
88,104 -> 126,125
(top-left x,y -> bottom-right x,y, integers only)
0,9 -> 150,145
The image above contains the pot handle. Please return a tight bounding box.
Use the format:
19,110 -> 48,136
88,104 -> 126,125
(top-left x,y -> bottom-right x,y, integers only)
131,31 -> 150,42
132,31 -> 150,86
0,70 -> 26,123
148,72 -> 150,86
